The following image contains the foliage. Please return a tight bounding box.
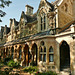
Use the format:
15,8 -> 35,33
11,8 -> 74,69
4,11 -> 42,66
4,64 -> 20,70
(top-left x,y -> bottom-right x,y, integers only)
0,62 -> 4,67
0,67 -> 13,75
0,0 -> 12,22
3,56 -> 12,65
35,71 -> 57,75
7,60 -> 20,68
30,60 -> 36,66
23,66 -> 38,74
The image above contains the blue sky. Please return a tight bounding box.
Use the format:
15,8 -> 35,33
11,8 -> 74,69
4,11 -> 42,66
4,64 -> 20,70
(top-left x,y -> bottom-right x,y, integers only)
0,0 -> 55,29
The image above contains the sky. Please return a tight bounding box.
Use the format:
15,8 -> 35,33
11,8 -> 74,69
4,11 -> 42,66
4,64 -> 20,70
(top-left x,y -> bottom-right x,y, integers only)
0,0 -> 55,29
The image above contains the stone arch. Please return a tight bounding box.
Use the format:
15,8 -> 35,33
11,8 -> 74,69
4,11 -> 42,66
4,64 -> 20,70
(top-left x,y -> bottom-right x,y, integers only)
3,48 -> 5,58
59,40 -> 69,46
31,43 -> 38,66
18,46 -> 22,59
60,40 -> 70,71
11,46 -> 14,59
23,44 -> 29,66
38,7 -> 47,15
6,47 -> 8,57
40,41 -> 45,46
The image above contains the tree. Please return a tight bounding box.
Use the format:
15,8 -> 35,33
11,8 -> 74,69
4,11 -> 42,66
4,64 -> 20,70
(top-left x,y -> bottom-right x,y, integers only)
0,0 -> 12,22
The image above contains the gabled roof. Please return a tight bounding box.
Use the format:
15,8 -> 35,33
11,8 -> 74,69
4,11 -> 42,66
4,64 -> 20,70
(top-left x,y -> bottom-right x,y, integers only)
20,11 -> 37,24
26,13 -> 37,23
52,0 -> 60,5
38,0 -> 54,11
59,20 -> 75,33
46,0 -> 54,11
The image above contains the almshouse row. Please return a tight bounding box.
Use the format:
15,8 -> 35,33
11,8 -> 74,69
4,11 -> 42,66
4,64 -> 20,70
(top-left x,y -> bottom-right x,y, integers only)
0,40 -> 55,68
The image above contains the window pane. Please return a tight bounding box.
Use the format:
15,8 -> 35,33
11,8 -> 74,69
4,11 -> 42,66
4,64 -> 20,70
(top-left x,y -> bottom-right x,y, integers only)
44,47 -> 46,52
49,46 -> 53,52
44,23 -> 46,29
41,24 -> 42,30
40,54 -> 42,61
40,47 -> 43,52
43,54 -> 46,62
49,54 -> 54,62
44,16 -> 46,22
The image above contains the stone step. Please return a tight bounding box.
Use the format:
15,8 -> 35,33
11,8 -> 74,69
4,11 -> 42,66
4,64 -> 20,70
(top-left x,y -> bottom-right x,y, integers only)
58,71 -> 71,75
58,72 -> 70,75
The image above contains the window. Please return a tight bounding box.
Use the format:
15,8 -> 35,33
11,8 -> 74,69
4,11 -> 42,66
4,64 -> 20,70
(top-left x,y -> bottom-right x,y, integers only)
43,54 -> 46,62
49,46 -> 53,52
39,42 -> 46,62
49,54 -> 54,62
49,46 -> 54,62
41,17 -> 43,30
41,47 -> 43,52
40,54 -> 43,61
41,17 -> 43,23
29,8 -> 31,13
41,24 -> 42,30
44,47 -> 46,52
40,13 -> 46,31
40,41 -> 44,46
44,16 -> 46,30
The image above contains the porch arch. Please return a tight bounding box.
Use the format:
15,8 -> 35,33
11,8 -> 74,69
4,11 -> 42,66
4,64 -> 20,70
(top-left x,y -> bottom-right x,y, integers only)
31,43 -> 38,66
60,40 -> 70,71
23,44 -> 29,66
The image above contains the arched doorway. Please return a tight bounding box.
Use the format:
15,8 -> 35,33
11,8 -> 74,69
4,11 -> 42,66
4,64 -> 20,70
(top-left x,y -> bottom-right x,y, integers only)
31,43 -> 37,66
60,41 -> 70,71
24,44 -> 29,66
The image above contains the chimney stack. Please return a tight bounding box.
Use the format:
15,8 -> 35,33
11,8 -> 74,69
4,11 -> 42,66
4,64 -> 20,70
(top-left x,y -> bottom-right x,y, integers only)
25,5 -> 34,15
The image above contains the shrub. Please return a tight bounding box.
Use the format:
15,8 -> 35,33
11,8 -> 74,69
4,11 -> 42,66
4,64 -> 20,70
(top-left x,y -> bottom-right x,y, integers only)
23,66 -> 38,74
3,57 -> 12,65
0,68 -> 13,75
30,61 -> 36,66
7,60 -> 20,68
35,71 -> 57,75
0,62 -> 4,67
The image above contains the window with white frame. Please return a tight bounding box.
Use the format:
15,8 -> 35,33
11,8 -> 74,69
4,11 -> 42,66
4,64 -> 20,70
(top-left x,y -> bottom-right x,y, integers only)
49,46 -> 54,62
